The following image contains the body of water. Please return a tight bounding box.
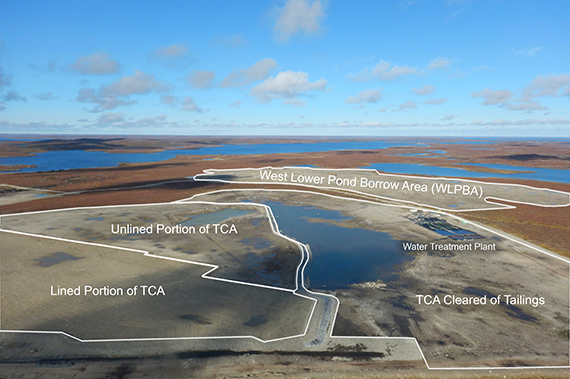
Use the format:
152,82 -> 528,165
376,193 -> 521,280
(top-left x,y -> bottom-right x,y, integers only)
365,162 -> 570,184
0,140 -> 413,173
263,200 -> 409,290
1,139 -> 568,184
180,209 -> 255,226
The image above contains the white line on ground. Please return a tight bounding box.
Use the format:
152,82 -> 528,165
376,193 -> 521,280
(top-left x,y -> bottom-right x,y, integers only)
1,179 -> 569,370
180,187 -> 570,370
192,166 -> 570,213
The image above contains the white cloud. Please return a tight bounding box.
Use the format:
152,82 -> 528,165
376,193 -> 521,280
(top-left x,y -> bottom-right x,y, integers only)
377,107 -> 387,113
102,70 -> 170,96
151,44 -> 190,67
229,100 -> 241,108
97,112 -> 125,124
0,119 -> 76,132
348,60 -> 420,82
372,61 -> 420,80
328,120 -> 428,128
274,0 -> 325,43
181,96 -> 205,112
34,92 -> 55,100
523,73 -> 570,99
221,58 -> 277,87
428,57 -> 451,70
250,70 -> 327,103
441,114 -> 456,121
87,114 -> 179,129
213,34 -> 247,47
473,74 -> 569,113
412,85 -> 435,96
77,88 -> 136,112
506,101 -> 548,112
3,91 -> 26,102
0,103 -> 5,111
470,117 -> 570,126
77,70 -> 169,112
423,98 -> 447,105
69,52 -> 120,75
350,57 -> 452,83
471,88 -> 514,105
160,95 -> 178,105
282,98 -> 306,107
345,89 -> 383,104
188,71 -> 216,88
152,44 -> 188,59
512,47 -> 541,57
393,100 -> 417,112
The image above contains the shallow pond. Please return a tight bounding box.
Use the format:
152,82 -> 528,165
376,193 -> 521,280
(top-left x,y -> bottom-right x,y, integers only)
262,200 -> 409,290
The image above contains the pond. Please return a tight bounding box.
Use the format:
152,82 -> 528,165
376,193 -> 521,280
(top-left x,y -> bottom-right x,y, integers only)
262,200 -> 410,290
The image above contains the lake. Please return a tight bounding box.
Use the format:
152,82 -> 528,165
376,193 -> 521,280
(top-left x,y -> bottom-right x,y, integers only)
0,140 -> 413,173
365,162 -> 570,184
1,139 -> 568,184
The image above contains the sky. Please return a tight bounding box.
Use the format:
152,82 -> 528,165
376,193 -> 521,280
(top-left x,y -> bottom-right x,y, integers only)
0,0 -> 569,137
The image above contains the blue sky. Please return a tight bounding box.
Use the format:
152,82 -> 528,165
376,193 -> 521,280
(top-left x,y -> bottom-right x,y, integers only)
0,0 -> 569,136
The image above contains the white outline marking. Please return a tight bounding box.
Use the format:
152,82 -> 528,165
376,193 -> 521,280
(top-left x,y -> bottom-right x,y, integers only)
0,201 -> 318,343
192,166 -> 570,213
180,188 -> 570,370
1,184 -> 569,370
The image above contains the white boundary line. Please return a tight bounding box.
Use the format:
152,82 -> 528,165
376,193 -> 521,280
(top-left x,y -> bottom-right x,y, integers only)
0,201 -> 318,344
0,186 -> 569,370
180,188 -> 570,370
192,166 -> 570,213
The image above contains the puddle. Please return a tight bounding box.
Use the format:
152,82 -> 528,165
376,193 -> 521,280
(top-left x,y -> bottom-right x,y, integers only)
35,252 -> 83,267
241,237 -> 273,249
243,314 -> 268,327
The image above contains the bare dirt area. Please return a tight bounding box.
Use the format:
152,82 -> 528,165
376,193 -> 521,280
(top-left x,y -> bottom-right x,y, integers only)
188,189 -> 570,367
194,166 -> 570,211
0,184 -> 62,206
0,202 -> 300,289
1,138 -> 569,376
1,355 -> 570,379
0,231 -> 313,341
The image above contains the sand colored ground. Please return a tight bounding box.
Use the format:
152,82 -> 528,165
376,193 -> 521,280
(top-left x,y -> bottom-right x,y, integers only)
0,231 -> 314,341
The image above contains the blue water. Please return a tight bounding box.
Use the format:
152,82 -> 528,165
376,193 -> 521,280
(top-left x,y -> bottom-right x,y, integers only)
0,140 -> 412,173
0,137 -> 41,141
365,162 -> 570,183
1,139 -> 568,184
263,200 -> 409,290
180,209 -> 254,226
388,153 -> 428,157
426,150 -> 446,154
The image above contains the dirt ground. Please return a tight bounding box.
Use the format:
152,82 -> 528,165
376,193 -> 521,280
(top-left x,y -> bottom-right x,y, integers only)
188,189 -> 570,367
0,202 -> 301,289
1,355 -> 569,378
1,137 -> 569,377
0,226 -> 313,341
